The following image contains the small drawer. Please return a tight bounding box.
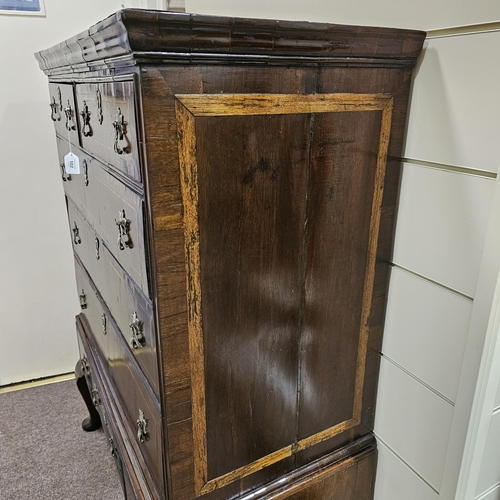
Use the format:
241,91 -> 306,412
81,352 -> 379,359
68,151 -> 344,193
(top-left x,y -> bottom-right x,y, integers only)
59,150 -> 149,299
48,82 -> 79,146
75,80 -> 141,182
67,197 -> 102,289
73,250 -> 159,398
75,261 -> 110,366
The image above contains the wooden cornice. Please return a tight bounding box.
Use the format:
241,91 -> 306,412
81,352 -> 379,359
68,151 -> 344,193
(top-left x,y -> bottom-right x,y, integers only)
35,9 -> 426,73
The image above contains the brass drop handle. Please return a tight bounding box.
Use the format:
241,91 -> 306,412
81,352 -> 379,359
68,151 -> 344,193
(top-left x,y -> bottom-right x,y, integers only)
64,99 -> 75,131
137,409 -> 148,443
129,311 -> 145,349
83,158 -> 89,186
115,210 -> 131,250
81,355 -> 89,375
72,222 -> 81,245
60,162 -> 71,182
79,289 -> 87,310
101,313 -> 107,335
109,438 -> 117,458
79,100 -> 92,137
96,89 -> 103,125
112,107 -> 126,155
95,236 -> 100,260
91,388 -> 101,407
50,96 -> 60,122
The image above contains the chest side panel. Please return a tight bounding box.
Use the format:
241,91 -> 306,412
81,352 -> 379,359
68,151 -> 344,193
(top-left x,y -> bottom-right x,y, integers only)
139,63 -> 413,500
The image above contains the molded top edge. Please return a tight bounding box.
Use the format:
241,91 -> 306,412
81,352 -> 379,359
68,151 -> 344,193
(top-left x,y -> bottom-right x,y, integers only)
35,9 -> 426,72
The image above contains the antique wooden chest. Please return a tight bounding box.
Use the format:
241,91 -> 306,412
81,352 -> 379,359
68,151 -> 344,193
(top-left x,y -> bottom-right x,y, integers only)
35,10 -> 425,500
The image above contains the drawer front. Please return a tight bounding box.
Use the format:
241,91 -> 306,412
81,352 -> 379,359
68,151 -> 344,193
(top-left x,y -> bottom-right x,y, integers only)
78,304 -> 164,494
58,138 -> 149,297
106,334 -> 164,495
48,82 -> 79,145
77,320 -> 160,500
73,250 -> 159,398
75,80 -> 141,182
75,260 -> 110,369
93,379 -> 125,492
103,417 -> 125,487
90,379 -> 122,475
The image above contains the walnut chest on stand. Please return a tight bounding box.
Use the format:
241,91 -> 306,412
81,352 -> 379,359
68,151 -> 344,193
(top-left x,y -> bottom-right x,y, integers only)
35,10 -> 425,500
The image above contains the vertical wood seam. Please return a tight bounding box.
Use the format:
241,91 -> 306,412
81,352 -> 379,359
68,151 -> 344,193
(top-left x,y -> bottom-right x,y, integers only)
294,111 -> 315,463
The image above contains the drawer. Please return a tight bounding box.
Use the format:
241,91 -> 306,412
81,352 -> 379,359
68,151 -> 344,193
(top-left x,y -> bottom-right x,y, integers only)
102,415 -> 125,490
75,80 -> 141,182
78,304 -> 164,494
92,379 -> 125,493
67,197 -> 102,288
48,82 -> 79,146
75,260 -> 110,371
106,334 -> 164,495
58,139 -> 149,297
77,319 -> 160,500
74,251 -> 159,398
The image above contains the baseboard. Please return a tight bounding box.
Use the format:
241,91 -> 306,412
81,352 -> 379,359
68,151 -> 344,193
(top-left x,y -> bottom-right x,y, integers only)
0,372 -> 75,394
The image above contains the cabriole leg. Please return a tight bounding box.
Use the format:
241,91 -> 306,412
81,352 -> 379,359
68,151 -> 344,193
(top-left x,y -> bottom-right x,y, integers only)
75,359 -> 101,432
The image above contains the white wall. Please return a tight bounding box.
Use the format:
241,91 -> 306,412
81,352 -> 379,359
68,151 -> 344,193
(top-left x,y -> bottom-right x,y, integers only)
185,0 -> 500,31
0,1 -> 137,386
185,2 -> 500,499
379,28 -> 500,500
0,1 -> 186,386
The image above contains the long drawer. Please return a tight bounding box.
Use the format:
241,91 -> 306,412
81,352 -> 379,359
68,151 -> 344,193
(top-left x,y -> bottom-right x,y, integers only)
76,320 -> 158,500
77,330 -> 126,489
74,250 -> 159,398
67,195 -> 157,392
92,384 -> 126,497
58,138 -> 149,298
74,79 -> 142,182
77,309 -> 164,497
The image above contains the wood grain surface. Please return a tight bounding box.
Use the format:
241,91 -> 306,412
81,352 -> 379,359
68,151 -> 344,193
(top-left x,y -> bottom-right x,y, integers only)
75,80 -> 142,182
176,93 -> 392,116
35,10 -> 425,73
176,92 -> 393,495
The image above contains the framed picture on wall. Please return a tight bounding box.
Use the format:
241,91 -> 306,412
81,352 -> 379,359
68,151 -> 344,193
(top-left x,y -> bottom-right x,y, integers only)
0,0 -> 46,16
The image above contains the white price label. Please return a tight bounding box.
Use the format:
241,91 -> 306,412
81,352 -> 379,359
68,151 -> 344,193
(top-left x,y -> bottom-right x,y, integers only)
64,152 -> 80,175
